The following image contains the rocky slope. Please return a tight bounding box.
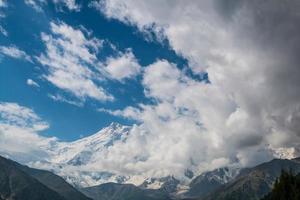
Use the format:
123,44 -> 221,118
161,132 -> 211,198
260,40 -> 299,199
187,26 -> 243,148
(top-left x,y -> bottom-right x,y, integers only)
184,167 -> 240,199
203,158 -> 300,200
0,156 -> 65,200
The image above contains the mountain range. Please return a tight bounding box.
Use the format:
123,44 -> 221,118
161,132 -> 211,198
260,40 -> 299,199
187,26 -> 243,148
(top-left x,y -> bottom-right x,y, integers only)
1,154 -> 300,200
1,123 -> 300,200
8,122 -> 293,192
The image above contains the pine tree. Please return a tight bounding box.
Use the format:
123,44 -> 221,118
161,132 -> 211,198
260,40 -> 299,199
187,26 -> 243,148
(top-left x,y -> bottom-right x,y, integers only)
261,170 -> 300,200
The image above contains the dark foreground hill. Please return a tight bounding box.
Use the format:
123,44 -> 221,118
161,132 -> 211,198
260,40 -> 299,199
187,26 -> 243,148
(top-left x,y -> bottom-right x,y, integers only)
0,156 -> 65,200
80,182 -> 172,200
0,156 -> 91,200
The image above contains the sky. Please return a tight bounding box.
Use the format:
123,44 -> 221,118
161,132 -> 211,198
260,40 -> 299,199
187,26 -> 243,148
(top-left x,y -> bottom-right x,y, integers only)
0,0 -> 188,141
1,0 -> 300,180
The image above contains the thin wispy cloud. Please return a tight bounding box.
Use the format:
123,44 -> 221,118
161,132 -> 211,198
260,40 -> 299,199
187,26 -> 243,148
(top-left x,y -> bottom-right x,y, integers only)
37,21 -> 114,102
48,94 -> 84,107
24,0 -> 46,12
0,45 -> 32,62
25,0 -> 79,12
0,0 -> 8,36
53,0 -> 80,11
37,20 -> 143,105
0,0 -> 7,8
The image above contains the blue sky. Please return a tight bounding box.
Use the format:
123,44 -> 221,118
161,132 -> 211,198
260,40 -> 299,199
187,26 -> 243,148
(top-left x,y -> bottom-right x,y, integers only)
0,0 -> 189,141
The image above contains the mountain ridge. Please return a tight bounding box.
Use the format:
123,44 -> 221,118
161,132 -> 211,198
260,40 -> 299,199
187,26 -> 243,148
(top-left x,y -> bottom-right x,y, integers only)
1,153 -> 300,200
26,122 -> 298,192
0,155 -> 91,200
0,156 -> 66,200
203,158 -> 300,200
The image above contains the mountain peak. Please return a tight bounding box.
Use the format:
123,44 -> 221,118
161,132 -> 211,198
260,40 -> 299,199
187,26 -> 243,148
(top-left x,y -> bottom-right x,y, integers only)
108,122 -> 123,129
74,122 -> 130,143
39,123 -> 132,187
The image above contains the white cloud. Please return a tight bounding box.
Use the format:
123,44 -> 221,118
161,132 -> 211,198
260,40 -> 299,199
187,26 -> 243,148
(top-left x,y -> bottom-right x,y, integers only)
48,94 -> 84,107
94,60 -> 239,179
0,102 -> 55,163
0,45 -> 32,62
102,49 -> 141,81
90,0 -> 300,178
53,0 -> 80,11
0,0 -> 7,36
37,21 -> 114,102
0,25 -> 7,36
27,79 -> 40,87
98,106 -> 142,120
24,0 -> 46,12
0,0 -> 7,8
24,0 -> 80,12
37,21 -> 143,105
0,102 -> 47,129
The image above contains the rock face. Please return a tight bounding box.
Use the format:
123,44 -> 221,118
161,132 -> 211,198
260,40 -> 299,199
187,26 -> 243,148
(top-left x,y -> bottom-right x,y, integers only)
184,167 -> 240,199
0,155 -> 91,200
204,158 -> 300,200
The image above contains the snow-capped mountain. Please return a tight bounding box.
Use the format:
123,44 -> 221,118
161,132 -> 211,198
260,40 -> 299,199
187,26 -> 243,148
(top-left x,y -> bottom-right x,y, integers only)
199,167 -> 240,184
29,122 -> 196,189
25,122 -> 293,191
30,122 -> 132,187
50,122 -> 131,165
28,122 -> 239,190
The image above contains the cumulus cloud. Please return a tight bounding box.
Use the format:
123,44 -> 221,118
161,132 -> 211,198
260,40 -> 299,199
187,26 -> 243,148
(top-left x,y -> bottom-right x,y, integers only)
37,21 -> 114,102
0,102 -> 54,163
27,79 -> 40,87
102,49 -> 141,81
0,45 -> 32,62
94,60 -> 237,180
89,0 -> 300,178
